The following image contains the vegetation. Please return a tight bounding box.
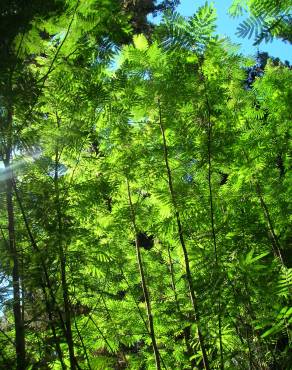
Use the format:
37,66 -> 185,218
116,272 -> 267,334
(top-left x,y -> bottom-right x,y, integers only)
0,0 -> 291,369
230,0 -> 292,44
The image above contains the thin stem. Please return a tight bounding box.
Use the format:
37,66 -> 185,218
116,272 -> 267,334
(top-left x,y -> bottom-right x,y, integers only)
13,182 -> 67,368
74,316 -> 92,370
255,182 -> 284,265
157,101 -> 210,370
126,179 -> 162,370
89,316 -> 115,354
54,115 -> 77,369
167,245 -> 197,369
203,75 -> 224,370
120,268 -> 150,331
3,158 -> 25,369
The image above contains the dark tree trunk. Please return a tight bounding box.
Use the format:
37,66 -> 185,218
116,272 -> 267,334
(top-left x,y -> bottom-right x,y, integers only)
4,156 -> 26,370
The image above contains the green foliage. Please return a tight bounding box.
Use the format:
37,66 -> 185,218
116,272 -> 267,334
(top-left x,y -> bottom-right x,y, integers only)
0,1 -> 291,369
158,2 -> 217,53
230,0 -> 292,44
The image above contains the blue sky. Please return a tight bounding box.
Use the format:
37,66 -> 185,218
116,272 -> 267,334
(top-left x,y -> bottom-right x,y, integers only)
152,0 -> 292,62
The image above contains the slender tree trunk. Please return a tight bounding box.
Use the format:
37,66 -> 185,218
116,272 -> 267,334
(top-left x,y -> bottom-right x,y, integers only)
89,315 -> 115,354
53,111 -> 77,368
47,305 -> 67,370
2,93 -> 26,369
255,182 -> 284,265
4,156 -> 25,370
167,246 -> 197,369
205,92 -> 224,370
74,316 -> 92,370
54,148 -> 77,370
167,246 -> 180,312
16,188 -> 67,369
126,180 -> 162,370
120,268 -> 149,330
13,183 -> 68,338
13,183 -> 67,369
228,263 -> 266,369
100,293 -> 128,365
158,101 -> 210,370
242,147 -> 284,265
